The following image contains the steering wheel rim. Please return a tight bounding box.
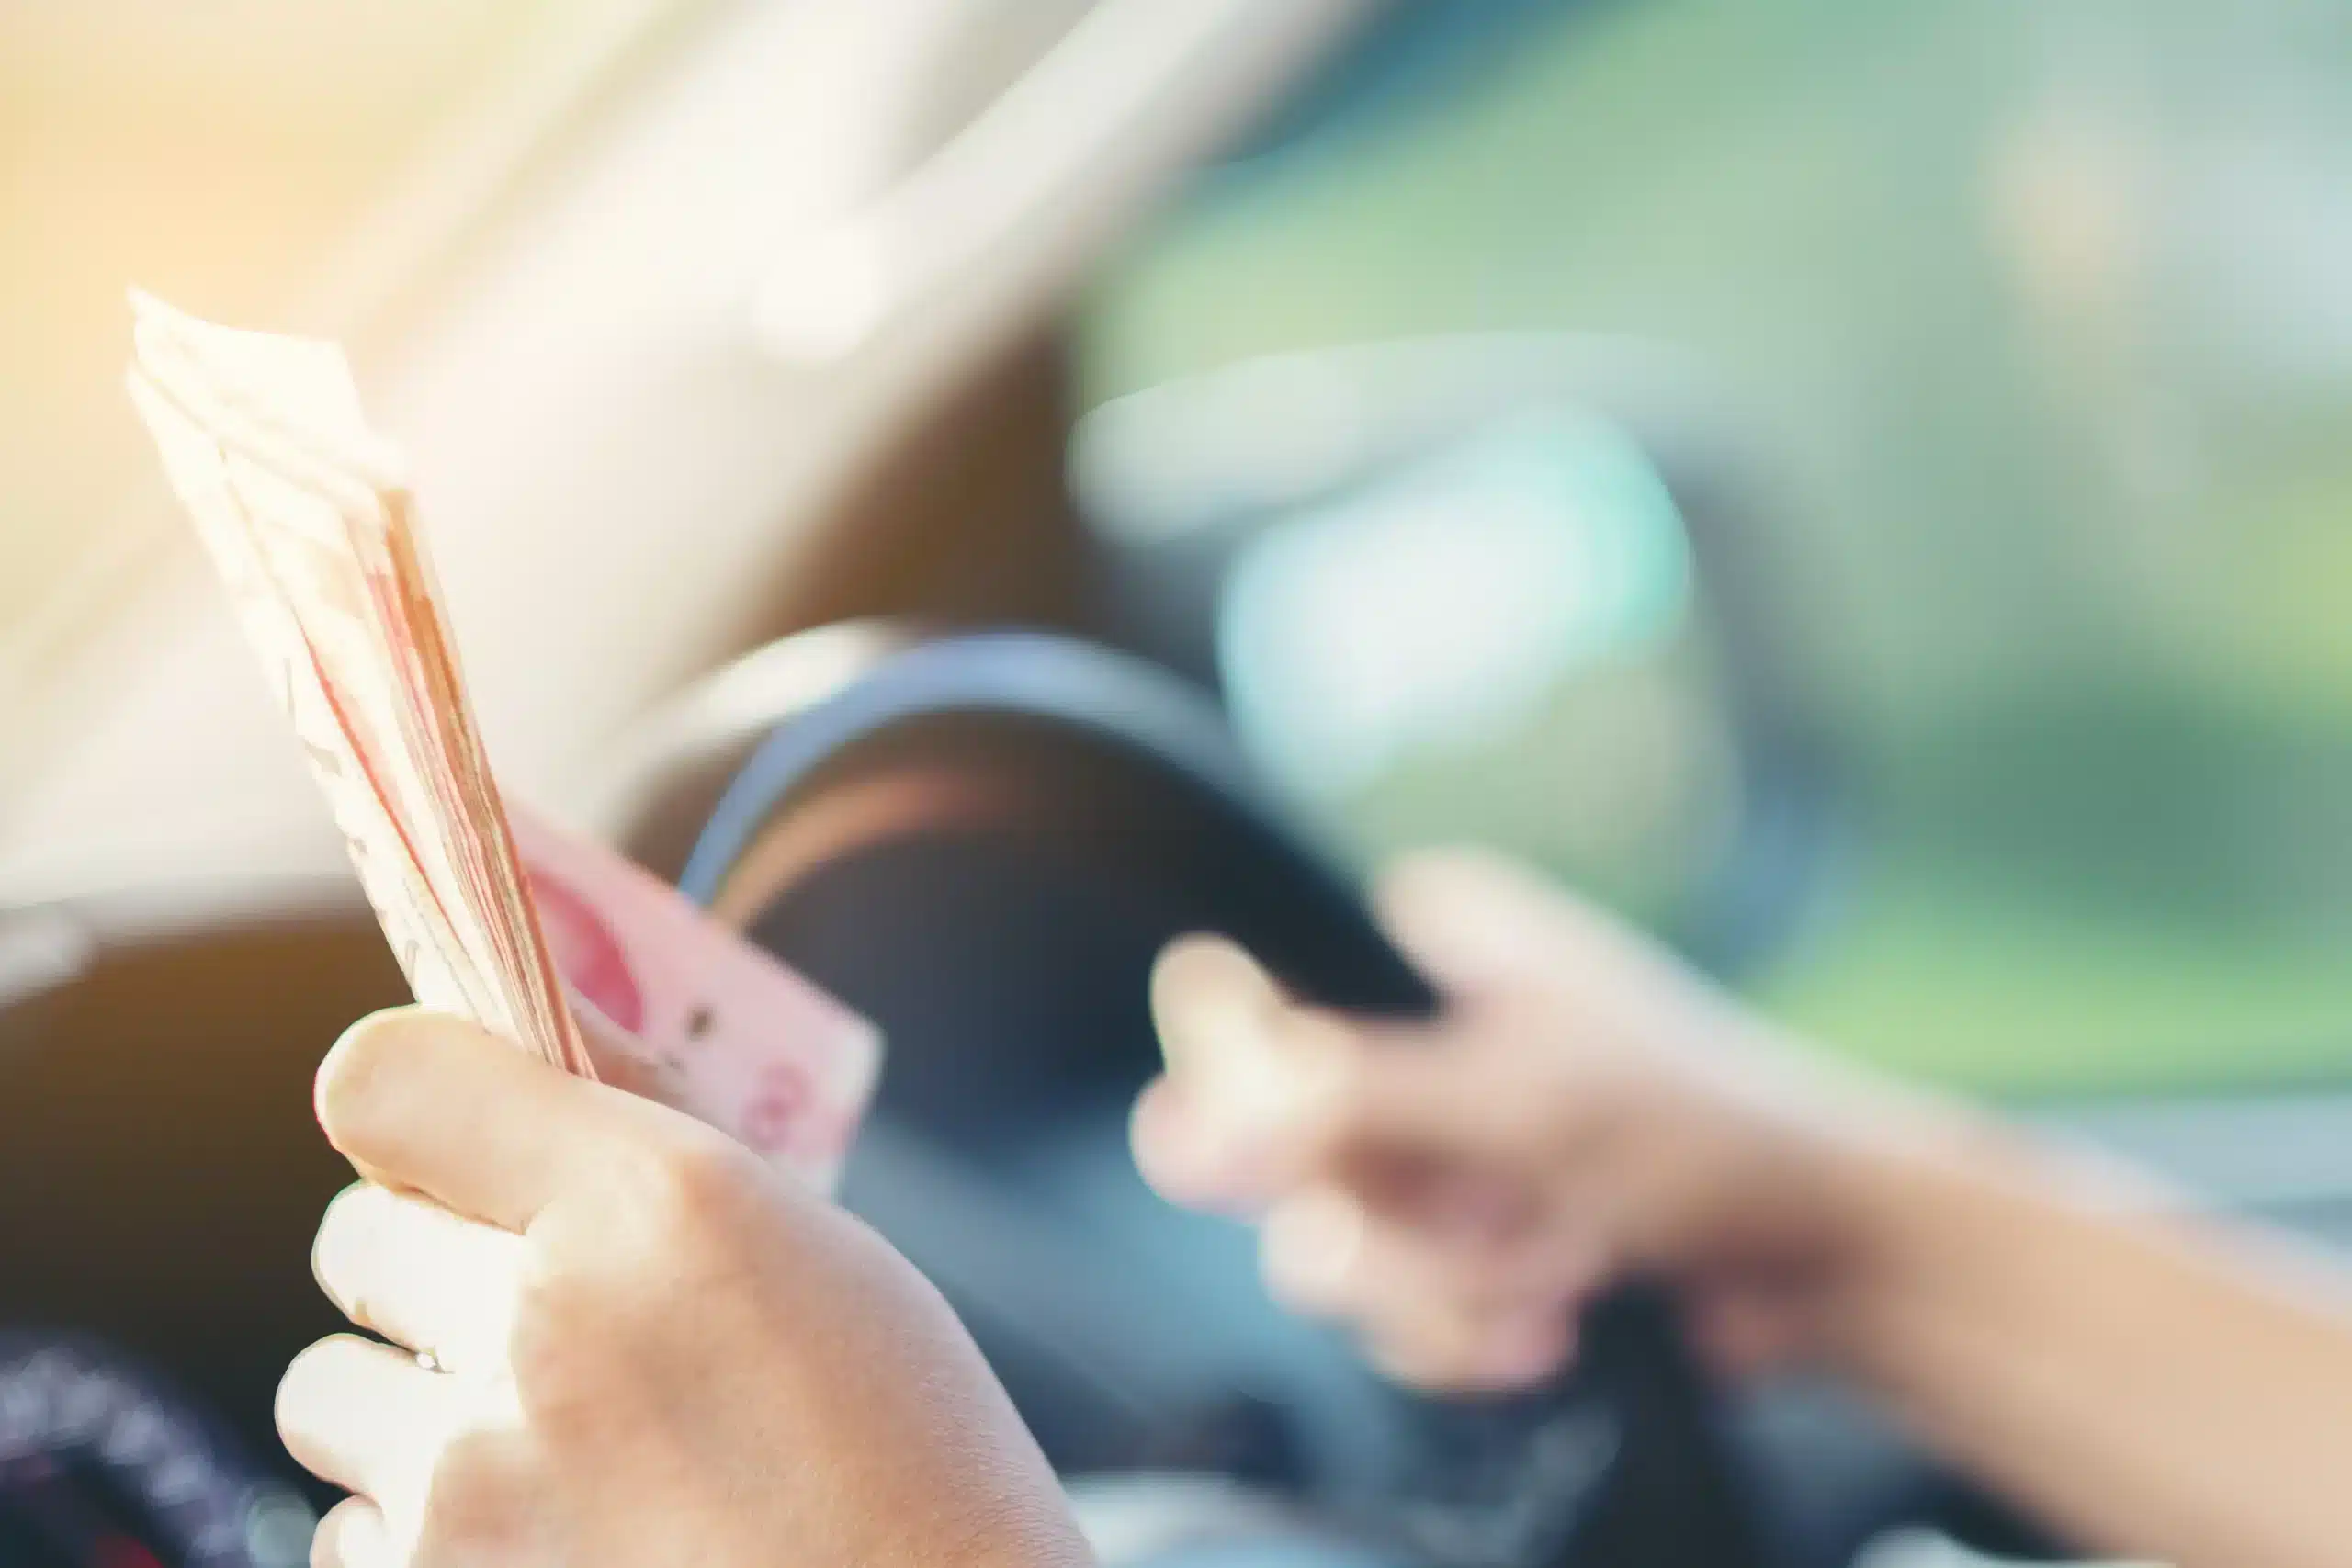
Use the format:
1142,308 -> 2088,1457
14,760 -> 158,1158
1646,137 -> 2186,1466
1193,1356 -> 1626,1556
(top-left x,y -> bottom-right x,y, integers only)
679,630 -> 1770,1568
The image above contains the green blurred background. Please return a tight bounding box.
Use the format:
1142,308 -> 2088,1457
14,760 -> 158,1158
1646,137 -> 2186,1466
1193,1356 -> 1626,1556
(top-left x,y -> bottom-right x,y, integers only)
1076,0 -> 2352,1098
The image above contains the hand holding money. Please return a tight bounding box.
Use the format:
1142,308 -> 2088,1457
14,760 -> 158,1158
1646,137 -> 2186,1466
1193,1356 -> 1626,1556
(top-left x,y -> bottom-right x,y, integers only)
119,299 -> 1071,1568
125,292 -> 876,1187
281,1007 -> 1083,1568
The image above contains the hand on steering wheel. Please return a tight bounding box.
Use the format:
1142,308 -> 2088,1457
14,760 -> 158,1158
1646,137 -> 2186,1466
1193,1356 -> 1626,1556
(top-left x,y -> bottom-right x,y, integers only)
680,632 -> 1784,1568
1134,847 -> 1928,1394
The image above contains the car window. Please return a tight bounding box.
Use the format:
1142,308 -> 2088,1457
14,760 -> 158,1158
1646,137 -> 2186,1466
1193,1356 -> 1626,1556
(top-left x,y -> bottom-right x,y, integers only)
1076,0 -> 2352,1097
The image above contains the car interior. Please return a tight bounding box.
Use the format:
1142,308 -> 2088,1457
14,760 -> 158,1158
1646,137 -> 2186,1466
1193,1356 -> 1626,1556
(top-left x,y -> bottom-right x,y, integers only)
6,3 -> 2352,1567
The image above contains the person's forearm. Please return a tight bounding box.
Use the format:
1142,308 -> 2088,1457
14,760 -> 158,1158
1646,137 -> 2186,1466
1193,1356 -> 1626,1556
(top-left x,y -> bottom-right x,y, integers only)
1821,1123 -> 2352,1568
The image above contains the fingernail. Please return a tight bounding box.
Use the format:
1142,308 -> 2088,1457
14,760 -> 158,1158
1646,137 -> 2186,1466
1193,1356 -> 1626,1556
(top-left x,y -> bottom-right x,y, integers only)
315,1006 -> 444,1129
309,1184 -> 374,1318
332,1500 -> 390,1563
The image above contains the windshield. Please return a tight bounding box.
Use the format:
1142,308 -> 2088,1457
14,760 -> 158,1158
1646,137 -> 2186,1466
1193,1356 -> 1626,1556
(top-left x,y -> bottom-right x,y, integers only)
0,0 -> 669,677
1079,0 -> 2352,1098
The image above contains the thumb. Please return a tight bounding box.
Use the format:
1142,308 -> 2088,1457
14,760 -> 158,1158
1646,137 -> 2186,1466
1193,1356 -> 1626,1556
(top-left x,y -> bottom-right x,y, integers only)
1375,849 -> 1584,992
1145,935 -> 1544,1200
1378,849 -> 1688,1010
561,979 -> 681,1109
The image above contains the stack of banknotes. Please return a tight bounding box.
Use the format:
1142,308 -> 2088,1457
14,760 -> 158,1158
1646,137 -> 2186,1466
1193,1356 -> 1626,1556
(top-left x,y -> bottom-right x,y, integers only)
125,291 -> 877,1190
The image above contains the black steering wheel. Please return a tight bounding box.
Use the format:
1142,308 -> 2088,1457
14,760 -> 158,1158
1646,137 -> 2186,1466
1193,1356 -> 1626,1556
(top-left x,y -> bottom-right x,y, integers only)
676,631 -> 1770,1568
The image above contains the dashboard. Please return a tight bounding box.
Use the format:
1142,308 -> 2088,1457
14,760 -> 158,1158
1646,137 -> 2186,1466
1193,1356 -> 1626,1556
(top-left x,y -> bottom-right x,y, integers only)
0,890 -> 404,1565
0,1336 -> 313,1568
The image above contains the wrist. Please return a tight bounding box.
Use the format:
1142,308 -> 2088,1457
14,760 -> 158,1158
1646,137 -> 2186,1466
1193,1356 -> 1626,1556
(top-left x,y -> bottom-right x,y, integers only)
1776,1085 -> 2028,1369
1799,1093 -> 2146,1382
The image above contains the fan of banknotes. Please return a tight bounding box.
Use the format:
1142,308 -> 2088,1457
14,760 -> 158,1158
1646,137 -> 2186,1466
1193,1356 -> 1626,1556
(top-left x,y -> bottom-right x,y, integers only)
124,291 -> 877,1190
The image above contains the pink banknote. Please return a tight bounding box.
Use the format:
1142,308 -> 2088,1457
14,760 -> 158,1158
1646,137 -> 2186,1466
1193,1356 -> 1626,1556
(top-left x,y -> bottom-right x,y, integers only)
508,806 -> 880,1192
